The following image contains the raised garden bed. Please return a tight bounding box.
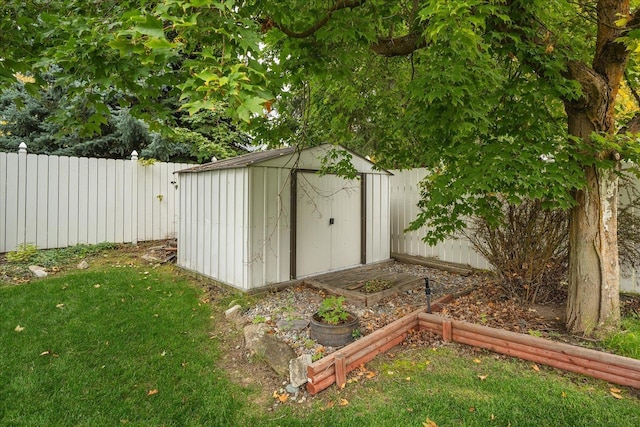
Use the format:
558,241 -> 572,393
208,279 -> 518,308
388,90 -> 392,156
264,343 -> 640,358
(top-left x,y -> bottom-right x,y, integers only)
306,295 -> 640,394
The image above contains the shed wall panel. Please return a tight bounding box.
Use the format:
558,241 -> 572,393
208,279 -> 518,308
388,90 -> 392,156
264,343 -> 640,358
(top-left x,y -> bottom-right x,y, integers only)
248,167 -> 291,289
177,169 -> 250,290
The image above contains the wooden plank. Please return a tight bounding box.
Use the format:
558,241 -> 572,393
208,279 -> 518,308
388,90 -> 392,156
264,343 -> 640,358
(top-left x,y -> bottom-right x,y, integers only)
334,353 -> 346,389
1,153 -> 18,252
16,152 -> 28,248
454,334 -> 640,389
454,320 -> 640,372
392,253 -> 473,275
453,328 -> 640,382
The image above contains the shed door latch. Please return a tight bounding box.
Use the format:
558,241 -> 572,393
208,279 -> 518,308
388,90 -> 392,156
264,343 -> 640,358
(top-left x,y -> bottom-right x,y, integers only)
329,218 -> 335,225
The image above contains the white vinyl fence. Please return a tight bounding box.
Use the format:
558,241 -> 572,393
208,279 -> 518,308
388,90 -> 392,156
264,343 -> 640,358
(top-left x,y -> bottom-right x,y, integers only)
0,146 -> 191,253
390,168 -> 639,293
390,168 -> 491,270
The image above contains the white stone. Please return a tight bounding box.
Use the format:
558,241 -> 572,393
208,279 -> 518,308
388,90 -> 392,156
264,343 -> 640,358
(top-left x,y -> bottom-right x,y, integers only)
289,354 -> 313,388
225,304 -> 242,318
28,265 -> 48,278
77,260 -> 89,270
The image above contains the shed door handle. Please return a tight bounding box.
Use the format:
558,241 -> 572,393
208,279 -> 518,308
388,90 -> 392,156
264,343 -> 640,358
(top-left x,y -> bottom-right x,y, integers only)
329,218 -> 335,225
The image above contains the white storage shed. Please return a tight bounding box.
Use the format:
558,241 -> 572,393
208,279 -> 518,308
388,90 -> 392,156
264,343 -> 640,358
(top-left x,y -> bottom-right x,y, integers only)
175,144 -> 391,291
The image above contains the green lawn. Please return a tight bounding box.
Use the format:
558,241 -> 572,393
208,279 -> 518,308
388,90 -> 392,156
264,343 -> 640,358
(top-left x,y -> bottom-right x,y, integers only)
2,262 -> 639,426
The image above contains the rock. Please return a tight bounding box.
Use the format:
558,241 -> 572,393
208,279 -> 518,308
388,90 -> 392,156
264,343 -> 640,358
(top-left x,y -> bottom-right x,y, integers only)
28,265 -> 47,278
289,354 -> 312,387
225,304 -> 242,318
261,335 -> 297,377
226,304 -> 248,329
77,260 -> 89,270
243,323 -> 272,352
276,319 -> 310,332
285,384 -> 300,394
244,323 -> 297,377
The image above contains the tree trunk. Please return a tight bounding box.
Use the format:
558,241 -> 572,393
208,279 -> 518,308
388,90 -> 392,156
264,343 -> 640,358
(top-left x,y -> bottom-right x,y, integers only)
567,164 -> 620,335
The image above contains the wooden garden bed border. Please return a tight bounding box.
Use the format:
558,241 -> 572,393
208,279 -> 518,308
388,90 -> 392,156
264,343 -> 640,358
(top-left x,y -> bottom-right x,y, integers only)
306,296 -> 640,394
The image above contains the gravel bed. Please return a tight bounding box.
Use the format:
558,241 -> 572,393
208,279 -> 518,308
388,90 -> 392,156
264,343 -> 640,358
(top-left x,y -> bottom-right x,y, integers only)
243,262 -> 492,358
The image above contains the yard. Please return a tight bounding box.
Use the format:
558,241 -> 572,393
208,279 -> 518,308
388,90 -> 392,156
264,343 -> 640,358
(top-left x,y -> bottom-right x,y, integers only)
1,243 -> 639,426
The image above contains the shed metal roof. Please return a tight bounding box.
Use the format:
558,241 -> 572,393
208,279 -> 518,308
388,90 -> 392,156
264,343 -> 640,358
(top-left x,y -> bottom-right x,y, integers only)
176,146 -> 297,173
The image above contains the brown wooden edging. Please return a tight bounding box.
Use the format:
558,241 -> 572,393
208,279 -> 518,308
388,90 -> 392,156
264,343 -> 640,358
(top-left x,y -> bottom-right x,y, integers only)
306,294 -> 453,395
306,300 -> 640,394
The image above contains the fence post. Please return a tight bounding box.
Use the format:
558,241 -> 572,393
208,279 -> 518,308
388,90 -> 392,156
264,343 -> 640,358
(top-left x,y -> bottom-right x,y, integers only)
131,151 -> 138,245
16,142 -> 28,248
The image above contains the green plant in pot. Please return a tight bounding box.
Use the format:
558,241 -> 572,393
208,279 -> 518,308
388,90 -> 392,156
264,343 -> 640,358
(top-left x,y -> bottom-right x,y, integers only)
310,296 -> 359,347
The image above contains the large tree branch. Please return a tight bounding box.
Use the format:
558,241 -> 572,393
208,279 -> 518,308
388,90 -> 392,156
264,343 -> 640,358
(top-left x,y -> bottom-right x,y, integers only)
267,0 -> 366,38
370,33 -> 426,57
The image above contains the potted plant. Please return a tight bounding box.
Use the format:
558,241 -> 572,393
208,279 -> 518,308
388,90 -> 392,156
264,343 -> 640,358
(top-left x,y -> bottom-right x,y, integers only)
309,296 -> 359,347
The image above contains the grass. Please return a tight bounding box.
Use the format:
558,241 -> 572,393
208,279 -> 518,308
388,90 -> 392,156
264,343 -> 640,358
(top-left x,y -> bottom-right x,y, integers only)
1,244 -> 640,426
603,315 -> 640,359
0,265 -> 251,426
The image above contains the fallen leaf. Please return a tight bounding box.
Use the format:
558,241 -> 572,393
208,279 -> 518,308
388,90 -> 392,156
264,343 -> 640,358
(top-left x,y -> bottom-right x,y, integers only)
425,360 -> 431,365
56,303 -> 64,309
469,407 -> 476,412
325,401 -> 335,409
532,364 -> 540,372
39,350 -> 50,356
93,284 -> 101,288
561,391 -> 567,398
339,398 -> 349,406
478,375 -> 488,380
405,377 -> 411,381
278,393 -> 289,403
387,371 -> 394,375
610,391 -> 623,400
422,418 -> 438,427
15,325 -> 25,332
610,387 -> 622,393
473,358 -> 482,364
490,414 -> 495,421
147,389 -> 158,396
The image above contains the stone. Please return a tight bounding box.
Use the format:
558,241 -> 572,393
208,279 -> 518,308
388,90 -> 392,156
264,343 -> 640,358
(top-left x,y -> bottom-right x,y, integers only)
243,323 -> 296,377
225,304 -> 242,318
261,335 -> 297,377
226,304 -> 248,329
77,260 -> 89,270
285,384 -> 300,394
289,354 -> 312,387
243,323 -> 272,352
276,319 -> 310,332
28,265 -> 47,278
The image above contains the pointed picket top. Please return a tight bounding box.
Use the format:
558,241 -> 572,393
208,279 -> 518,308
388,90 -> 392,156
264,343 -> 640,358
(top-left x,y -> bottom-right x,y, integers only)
131,150 -> 138,161
18,142 -> 27,154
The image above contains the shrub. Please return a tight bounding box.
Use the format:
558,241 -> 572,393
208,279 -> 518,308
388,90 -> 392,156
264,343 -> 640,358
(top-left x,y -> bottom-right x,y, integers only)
464,198 -> 568,304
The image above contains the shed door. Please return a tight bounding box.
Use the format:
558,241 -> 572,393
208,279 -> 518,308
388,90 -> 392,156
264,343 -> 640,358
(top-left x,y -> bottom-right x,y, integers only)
296,171 -> 361,277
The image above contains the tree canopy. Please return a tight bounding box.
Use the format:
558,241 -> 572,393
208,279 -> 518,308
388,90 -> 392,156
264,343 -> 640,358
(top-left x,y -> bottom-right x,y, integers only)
3,0 -> 640,334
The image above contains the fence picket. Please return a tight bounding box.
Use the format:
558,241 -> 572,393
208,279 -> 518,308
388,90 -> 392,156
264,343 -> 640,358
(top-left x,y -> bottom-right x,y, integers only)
0,150 -> 191,253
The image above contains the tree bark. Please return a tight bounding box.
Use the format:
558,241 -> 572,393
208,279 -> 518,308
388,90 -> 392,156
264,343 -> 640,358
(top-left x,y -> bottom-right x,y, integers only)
567,164 -> 620,334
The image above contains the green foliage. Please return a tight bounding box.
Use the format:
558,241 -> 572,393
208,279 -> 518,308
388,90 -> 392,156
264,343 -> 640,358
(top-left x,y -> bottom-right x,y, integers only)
603,315 -> 640,359
6,243 -> 39,264
362,279 -> 393,294
317,296 -> 350,325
